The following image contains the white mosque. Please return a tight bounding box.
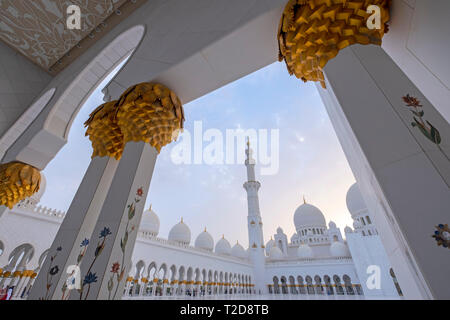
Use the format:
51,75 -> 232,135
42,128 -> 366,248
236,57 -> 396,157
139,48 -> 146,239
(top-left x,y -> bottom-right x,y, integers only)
0,143 -> 403,300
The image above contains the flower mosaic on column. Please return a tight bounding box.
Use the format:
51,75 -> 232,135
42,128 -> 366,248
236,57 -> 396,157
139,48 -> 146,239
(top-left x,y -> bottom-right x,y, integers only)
402,95 -> 449,162
106,187 -> 143,300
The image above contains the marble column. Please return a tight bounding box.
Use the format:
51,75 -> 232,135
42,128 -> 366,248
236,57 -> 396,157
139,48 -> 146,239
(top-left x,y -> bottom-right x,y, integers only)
12,272 -> 28,298
0,206 -> 7,219
318,44 -> 450,299
69,141 -> 157,300
28,156 -> 118,300
138,281 -> 145,296
124,280 -> 132,297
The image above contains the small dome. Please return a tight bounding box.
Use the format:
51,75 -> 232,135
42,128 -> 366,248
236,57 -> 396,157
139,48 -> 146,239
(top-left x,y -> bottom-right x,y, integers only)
139,206 -> 160,235
265,238 -> 275,255
290,233 -> 298,242
330,241 -> 351,257
297,244 -> 314,258
231,242 -> 246,258
215,236 -> 231,255
168,218 -> 191,245
276,227 -> 284,234
346,183 -> 367,218
269,246 -> 283,260
344,226 -> 353,234
328,221 -> 337,229
195,228 -> 214,251
294,203 -> 326,229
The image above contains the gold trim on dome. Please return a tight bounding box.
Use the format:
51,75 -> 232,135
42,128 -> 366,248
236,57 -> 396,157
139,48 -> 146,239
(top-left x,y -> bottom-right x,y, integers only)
278,0 -> 391,88
0,161 -> 41,209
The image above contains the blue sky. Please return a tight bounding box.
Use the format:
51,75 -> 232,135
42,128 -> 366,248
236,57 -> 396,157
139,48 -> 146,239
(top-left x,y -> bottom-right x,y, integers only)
41,61 -> 356,248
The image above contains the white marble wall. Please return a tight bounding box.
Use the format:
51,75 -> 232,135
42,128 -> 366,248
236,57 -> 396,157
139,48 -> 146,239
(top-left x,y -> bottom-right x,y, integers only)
131,237 -> 253,279
265,259 -> 359,289
346,232 -> 399,297
0,207 -> 61,271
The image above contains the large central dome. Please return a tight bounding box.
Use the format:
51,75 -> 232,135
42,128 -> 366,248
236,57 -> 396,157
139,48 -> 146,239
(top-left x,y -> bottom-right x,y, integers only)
294,203 -> 326,230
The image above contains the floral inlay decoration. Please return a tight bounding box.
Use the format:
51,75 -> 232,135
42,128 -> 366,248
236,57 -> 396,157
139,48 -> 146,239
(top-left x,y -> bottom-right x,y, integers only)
432,224 -> 450,249
402,95 -> 449,162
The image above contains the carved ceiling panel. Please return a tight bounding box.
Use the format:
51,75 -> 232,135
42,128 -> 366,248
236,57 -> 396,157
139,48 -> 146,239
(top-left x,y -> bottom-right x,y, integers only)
0,0 -> 128,71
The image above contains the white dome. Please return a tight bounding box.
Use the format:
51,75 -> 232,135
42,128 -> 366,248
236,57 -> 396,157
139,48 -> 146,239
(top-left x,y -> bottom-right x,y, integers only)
231,242 -> 246,258
168,219 -> 191,245
330,241 -> 351,257
269,246 -> 283,260
346,183 -> 367,218
215,236 -> 231,255
328,221 -> 337,229
195,228 -> 214,251
344,226 -> 353,234
294,203 -> 326,229
139,206 -> 160,235
265,238 -> 275,255
297,244 -> 314,258
290,233 -> 298,243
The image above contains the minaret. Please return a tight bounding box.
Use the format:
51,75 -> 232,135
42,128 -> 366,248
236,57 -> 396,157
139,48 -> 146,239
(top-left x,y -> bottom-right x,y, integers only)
243,138 -> 266,294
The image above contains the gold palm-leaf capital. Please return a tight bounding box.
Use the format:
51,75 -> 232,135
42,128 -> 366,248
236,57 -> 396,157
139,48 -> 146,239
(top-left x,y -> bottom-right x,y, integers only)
0,161 -> 41,209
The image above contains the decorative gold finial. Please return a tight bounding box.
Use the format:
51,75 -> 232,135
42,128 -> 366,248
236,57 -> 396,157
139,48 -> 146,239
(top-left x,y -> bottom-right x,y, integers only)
246,137 -> 250,148
204,227 -> 207,232
222,234 -> 225,239
181,217 -> 183,223
303,195 -> 306,204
